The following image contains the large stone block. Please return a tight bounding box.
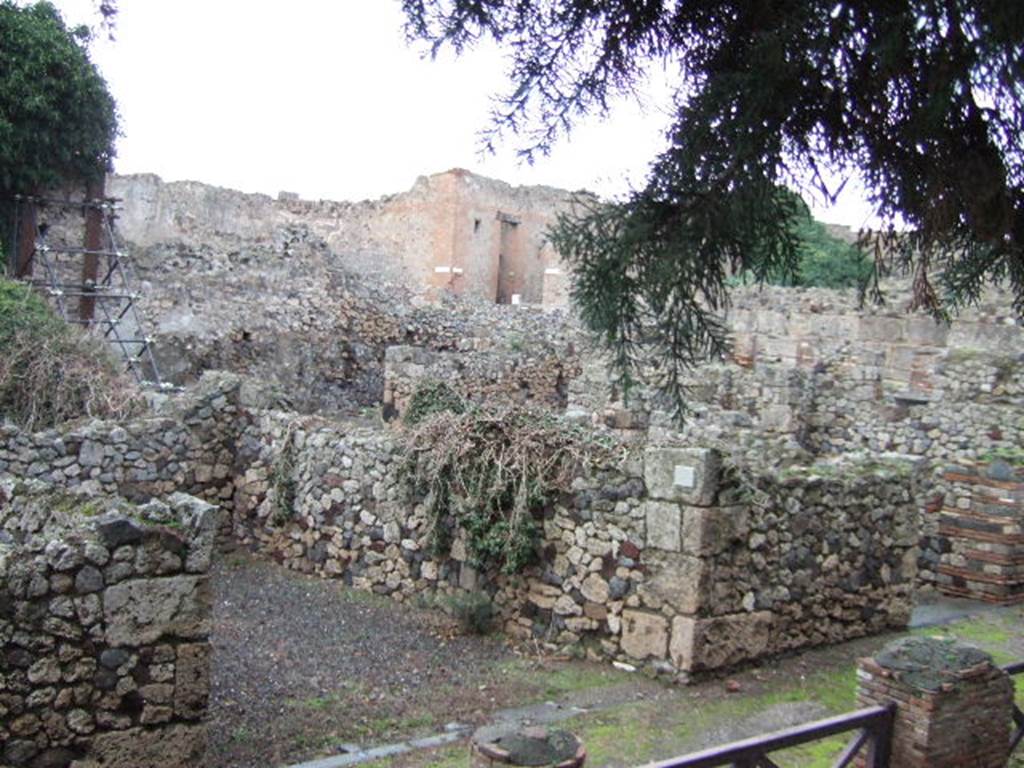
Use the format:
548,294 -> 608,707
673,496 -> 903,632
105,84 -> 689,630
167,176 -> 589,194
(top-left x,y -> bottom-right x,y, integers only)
84,724 -> 206,768
680,506 -> 749,556
669,611 -> 774,672
166,493 -> 220,574
175,643 -> 210,720
638,550 -> 711,614
644,447 -> 721,506
104,575 -> 211,646
620,609 -> 669,660
644,501 -> 681,551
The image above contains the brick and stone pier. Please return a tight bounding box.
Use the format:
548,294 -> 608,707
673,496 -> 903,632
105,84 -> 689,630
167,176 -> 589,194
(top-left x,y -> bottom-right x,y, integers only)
936,460 -> 1024,603
855,636 -> 1014,767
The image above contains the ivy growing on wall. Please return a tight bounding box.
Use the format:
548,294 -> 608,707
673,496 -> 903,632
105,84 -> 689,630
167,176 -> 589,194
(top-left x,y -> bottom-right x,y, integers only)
402,405 -> 612,575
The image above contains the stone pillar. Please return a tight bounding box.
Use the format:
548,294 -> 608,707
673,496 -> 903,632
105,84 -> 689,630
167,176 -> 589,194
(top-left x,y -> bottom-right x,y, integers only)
855,637 -> 1014,767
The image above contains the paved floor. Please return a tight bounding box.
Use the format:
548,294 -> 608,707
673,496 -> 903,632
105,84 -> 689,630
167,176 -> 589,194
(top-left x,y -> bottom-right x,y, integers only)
909,591 -> 1011,628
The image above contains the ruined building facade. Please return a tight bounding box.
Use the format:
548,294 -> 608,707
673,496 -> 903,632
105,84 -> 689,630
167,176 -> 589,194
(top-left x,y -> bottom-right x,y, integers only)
110,168 -> 575,307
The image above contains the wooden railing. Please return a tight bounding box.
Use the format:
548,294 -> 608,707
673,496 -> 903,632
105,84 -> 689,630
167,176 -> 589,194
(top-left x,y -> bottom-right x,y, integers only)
1008,661 -> 1024,757
645,705 -> 895,768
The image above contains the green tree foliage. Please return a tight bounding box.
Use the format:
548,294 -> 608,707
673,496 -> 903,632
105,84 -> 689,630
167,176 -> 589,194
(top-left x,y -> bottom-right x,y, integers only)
733,195 -> 872,289
790,215 -> 872,290
402,1 -> 1024,412
0,1 -> 117,197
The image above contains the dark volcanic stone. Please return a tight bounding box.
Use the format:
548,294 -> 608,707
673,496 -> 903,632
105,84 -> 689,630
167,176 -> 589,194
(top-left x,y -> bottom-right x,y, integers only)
99,648 -> 130,670
96,519 -> 144,548
75,566 -> 104,594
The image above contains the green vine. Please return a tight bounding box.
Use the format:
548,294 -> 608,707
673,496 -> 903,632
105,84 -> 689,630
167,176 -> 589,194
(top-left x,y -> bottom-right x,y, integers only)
403,379 -> 466,426
269,426 -> 298,525
402,406 -> 612,574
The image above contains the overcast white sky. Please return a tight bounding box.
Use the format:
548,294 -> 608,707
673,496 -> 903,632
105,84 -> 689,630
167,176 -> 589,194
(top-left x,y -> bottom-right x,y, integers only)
53,0 -> 875,228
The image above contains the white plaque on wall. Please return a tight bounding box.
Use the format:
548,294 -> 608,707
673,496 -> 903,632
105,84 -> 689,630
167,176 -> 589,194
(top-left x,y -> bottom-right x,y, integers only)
673,465 -> 696,488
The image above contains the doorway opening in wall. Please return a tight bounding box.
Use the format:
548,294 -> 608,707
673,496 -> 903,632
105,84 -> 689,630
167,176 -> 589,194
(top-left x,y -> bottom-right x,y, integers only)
496,213 -> 521,304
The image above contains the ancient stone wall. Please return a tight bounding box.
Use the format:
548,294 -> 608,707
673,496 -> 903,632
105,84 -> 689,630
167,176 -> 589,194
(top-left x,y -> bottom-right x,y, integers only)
0,366 -> 921,676
107,169 -> 575,306
228,411 -> 919,675
0,480 -> 218,768
382,343 -> 579,420
0,374 -> 243,509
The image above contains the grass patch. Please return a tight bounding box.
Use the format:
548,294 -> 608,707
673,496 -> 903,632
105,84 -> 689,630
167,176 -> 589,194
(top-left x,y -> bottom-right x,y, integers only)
499,658 -> 637,700
292,693 -> 343,711
911,614 -> 1018,664
977,446 -> 1024,467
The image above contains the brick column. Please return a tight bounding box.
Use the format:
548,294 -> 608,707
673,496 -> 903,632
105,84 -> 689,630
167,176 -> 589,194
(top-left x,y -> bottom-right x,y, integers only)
855,637 -> 1014,767
937,460 -> 1024,603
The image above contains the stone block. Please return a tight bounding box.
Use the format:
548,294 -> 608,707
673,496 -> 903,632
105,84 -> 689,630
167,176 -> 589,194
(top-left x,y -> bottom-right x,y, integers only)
644,447 -> 720,506
580,573 -> 610,603
669,611 -> 774,672
175,643 -> 210,719
638,550 -> 710,614
620,609 -> 669,660
104,575 -> 211,646
904,316 -> 949,347
680,506 -> 749,556
85,724 -> 206,768
759,405 -> 798,432
644,501 -> 681,551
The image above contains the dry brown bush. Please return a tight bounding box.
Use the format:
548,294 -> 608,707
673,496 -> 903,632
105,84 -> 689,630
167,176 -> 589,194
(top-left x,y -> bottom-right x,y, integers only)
0,312 -> 144,431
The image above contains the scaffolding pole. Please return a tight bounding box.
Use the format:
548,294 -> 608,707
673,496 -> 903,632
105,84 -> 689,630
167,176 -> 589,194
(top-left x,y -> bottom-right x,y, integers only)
5,190 -> 168,389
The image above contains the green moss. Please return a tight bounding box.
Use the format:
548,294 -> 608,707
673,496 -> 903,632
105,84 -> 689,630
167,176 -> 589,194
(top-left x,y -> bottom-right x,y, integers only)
945,347 -> 989,364
47,492 -> 110,518
911,616 -> 1017,665
977,447 -> 1024,467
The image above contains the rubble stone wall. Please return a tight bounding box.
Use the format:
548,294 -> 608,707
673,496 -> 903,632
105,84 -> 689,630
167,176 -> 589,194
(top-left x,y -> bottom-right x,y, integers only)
229,412 -> 919,675
1,367 -> 919,676
0,481 -> 218,768
0,375 -> 244,510
107,169 -> 575,306
382,344 -> 579,420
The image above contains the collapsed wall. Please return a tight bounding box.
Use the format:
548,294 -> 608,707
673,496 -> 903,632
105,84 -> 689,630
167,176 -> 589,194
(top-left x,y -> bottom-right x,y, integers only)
382,344 -> 579,419
0,480 -> 218,768
109,169 -> 575,306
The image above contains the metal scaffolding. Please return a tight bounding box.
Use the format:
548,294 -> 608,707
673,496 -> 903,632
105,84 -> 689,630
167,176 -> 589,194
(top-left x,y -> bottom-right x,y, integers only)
8,192 -> 167,388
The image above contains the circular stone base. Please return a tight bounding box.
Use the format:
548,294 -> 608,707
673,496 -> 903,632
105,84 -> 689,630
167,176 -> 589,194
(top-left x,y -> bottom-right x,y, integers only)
471,726 -> 585,768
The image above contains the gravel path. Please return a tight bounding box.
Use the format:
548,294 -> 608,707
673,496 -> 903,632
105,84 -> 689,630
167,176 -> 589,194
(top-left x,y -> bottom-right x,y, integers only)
208,550 -> 521,768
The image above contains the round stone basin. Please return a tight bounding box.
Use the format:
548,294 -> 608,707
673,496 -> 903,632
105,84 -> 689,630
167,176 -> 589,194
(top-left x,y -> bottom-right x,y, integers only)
471,726 -> 585,768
